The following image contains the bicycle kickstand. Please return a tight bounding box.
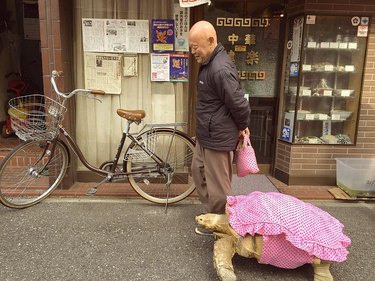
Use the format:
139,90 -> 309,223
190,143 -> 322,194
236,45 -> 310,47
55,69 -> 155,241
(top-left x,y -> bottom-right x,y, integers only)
86,175 -> 111,195
164,173 -> 172,214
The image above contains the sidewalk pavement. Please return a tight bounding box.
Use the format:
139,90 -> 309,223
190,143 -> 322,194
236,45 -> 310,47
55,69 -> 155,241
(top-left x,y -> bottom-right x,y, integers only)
51,175 -> 337,201
0,197 -> 374,281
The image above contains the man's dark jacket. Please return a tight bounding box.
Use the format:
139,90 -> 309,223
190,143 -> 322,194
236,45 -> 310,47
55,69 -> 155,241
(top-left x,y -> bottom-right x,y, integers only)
195,43 -> 251,151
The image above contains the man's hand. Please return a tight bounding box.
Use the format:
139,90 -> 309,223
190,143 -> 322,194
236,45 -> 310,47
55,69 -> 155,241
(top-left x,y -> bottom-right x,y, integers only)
239,127 -> 250,138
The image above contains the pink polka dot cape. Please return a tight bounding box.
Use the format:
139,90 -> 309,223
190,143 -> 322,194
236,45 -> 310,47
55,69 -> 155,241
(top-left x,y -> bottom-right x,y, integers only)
227,192 -> 351,269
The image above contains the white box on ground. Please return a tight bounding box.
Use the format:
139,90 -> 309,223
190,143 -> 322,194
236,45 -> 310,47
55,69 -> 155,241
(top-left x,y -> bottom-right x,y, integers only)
336,158 -> 375,197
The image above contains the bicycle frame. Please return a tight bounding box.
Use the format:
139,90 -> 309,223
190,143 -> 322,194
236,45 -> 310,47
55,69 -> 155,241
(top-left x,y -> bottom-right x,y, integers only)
53,121 -> 186,182
26,139 -> 59,178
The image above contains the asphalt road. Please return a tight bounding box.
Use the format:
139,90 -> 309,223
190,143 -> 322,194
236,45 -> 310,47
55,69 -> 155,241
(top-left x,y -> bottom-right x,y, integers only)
0,198 -> 374,281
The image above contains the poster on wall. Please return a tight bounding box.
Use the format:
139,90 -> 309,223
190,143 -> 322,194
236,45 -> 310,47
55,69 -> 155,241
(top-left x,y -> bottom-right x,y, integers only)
23,1 -> 40,40
84,53 -> 122,94
173,4 -> 190,52
179,0 -> 211,7
150,53 -> 170,81
290,16 -> 304,62
281,112 -> 294,142
123,55 -> 138,76
82,18 -> 149,53
152,19 -> 175,52
170,54 -> 189,82
289,63 -> 299,77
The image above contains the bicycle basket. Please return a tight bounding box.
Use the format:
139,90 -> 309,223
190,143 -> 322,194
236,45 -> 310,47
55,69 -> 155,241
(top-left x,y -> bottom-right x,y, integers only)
8,94 -> 67,141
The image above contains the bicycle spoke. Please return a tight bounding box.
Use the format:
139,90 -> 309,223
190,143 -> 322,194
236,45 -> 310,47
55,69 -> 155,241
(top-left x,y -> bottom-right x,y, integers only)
0,140 -> 69,208
126,129 -> 195,204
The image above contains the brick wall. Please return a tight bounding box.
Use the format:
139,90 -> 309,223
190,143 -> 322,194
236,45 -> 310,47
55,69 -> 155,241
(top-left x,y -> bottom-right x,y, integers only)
38,0 -> 75,186
39,0 -> 74,93
275,0 -> 375,185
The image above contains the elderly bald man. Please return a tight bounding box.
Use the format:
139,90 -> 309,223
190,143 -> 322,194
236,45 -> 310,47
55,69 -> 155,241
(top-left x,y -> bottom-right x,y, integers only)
189,21 -> 251,236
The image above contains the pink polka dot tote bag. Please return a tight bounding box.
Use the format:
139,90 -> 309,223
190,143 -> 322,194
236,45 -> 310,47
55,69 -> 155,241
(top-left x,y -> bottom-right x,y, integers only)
235,135 -> 260,177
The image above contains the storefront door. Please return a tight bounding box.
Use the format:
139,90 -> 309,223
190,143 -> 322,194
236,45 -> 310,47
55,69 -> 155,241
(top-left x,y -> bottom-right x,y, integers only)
203,0 -> 285,173
0,0 -> 43,147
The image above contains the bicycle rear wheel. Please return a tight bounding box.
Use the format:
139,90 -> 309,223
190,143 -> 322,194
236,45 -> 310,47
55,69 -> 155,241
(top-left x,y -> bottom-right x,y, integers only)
0,140 -> 69,208
125,128 -> 195,204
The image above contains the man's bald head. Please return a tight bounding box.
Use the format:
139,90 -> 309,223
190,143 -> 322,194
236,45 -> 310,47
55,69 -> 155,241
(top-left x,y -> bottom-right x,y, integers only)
189,21 -> 217,45
189,21 -> 218,63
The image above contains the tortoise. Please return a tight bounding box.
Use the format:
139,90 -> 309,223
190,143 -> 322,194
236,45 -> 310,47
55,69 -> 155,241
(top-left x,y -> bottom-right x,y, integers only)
195,192 -> 351,281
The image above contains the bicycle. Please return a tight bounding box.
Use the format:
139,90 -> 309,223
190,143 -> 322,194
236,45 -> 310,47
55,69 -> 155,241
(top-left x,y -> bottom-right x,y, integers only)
0,70 -> 196,209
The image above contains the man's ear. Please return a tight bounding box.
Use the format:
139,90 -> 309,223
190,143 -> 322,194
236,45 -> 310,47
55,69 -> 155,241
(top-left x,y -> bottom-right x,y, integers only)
208,36 -> 215,45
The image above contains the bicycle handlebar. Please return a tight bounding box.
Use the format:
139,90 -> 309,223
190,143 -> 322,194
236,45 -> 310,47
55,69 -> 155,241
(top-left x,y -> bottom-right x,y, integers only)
51,70 -> 105,99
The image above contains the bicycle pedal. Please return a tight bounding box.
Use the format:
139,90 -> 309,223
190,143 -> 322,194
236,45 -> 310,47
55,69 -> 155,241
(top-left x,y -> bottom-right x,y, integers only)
86,187 -> 98,196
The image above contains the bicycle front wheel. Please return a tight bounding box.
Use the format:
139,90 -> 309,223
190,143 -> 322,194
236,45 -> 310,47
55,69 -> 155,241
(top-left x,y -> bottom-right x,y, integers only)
125,129 -> 195,204
0,140 -> 69,208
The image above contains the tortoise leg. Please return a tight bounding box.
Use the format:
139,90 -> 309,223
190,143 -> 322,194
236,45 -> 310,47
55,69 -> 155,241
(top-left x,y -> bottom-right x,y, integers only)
312,258 -> 333,281
235,235 -> 263,261
213,235 -> 237,281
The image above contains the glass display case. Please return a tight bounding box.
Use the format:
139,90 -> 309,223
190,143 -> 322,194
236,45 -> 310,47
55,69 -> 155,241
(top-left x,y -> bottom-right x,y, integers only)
280,15 -> 369,144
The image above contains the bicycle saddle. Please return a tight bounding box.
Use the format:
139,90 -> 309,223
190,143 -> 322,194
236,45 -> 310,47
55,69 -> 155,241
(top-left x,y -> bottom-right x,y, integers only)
117,109 -> 146,122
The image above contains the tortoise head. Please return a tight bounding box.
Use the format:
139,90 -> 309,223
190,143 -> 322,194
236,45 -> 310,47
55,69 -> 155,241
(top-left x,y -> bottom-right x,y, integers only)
195,213 -> 232,235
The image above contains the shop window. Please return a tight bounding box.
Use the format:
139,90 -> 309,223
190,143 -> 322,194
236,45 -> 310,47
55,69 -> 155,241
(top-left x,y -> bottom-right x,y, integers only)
280,15 -> 369,145
203,0 -> 285,164
73,0 -> 190,169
